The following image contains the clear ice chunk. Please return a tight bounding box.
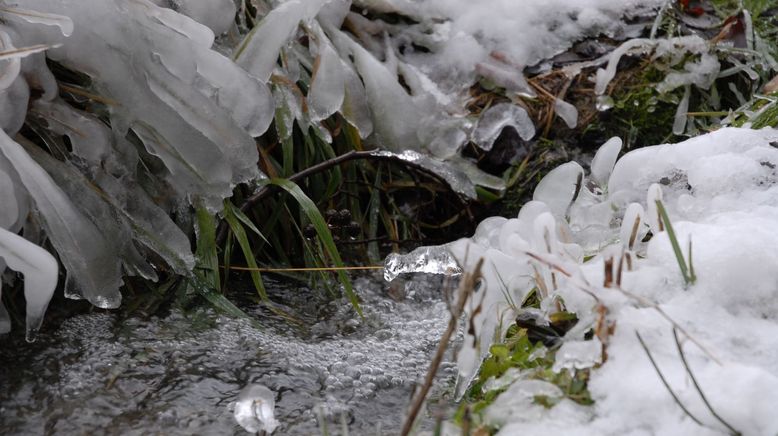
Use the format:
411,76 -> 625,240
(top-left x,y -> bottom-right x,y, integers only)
233,384 -> 280,434
532,161 -> 584,220
473,103 -> 535,152
589,137 -> 622,189
308,36 -> 345,122
383,245 -> 462,282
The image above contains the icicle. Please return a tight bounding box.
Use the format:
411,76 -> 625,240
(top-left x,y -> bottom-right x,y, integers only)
554,98 -> 578,129
236,0 -> 326,82
589,137 -> 622,189
0,227 -> 58,342
308,37 -> 345,122
0,130 -> 123,309
673,85 -> 691,135
620,203 -> 647,251
646,183 -> 664,235
533,161 -> 585,220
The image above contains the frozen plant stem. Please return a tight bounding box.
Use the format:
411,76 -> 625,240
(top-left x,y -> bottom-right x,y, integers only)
636,331 -> 707,428
672,329 -> 741,436
655,200 -> 696,286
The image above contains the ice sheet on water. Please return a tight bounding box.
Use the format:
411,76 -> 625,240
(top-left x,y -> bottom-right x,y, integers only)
233,384 -> 280,434
0,276 -> 456,433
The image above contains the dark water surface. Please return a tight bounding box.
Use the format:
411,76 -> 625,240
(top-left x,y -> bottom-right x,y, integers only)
0,275 -> 457,435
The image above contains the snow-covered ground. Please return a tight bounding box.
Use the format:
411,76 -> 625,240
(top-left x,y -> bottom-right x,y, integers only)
433,128 -> 778,435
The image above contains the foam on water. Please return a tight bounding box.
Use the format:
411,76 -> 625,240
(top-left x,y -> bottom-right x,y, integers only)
0,275 -> 458,434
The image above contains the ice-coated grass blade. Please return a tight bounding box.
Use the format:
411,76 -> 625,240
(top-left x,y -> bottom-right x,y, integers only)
195,206 -> 220,290
268,178 -> 362,317
655,200 -> 695,286
223,199 -> 269,302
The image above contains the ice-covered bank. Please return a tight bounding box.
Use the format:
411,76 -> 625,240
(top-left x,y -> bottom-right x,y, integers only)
400,127 -> 778,435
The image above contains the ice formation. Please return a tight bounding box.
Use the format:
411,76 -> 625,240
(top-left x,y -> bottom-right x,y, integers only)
0,0 -> 676,337
401,127 -> 778,434
233,384 -> 280,434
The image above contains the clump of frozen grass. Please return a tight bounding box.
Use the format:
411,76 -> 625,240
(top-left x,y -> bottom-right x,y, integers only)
395,127 -> 778,434
0,0 -> 673,338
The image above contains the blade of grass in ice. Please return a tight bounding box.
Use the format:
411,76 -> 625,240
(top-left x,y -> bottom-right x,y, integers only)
655,200 -> 694,286
223,200 -> 270,302
268,178 -> 362,316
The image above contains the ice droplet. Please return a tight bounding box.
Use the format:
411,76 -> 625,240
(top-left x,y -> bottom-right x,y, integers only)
233,384 -> 280,434
383,245 -> 461,282
595,95 -> 615,111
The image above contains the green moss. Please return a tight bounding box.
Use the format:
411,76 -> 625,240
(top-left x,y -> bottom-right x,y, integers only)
750,99 -> 778,128
586,66 -> 681,150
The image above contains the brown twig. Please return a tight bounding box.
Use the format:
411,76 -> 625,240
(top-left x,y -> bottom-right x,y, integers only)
672,329 -> 741,435
400,259 -> 484,436
636,331 -> 708,428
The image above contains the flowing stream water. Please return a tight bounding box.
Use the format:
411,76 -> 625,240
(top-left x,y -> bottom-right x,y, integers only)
0,275 -> 459,435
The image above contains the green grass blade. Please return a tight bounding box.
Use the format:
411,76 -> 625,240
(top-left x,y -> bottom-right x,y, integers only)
194,205 -> 220,290
223,200 -> 270,302
688,237 -> 696,284
222,232 -> 234,291
225,201 -> 269,244
367,165 -> 382,263
655,200 -> 694,286
268,178 -> 362,316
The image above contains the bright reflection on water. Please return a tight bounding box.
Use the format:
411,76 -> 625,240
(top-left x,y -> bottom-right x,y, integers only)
0,275 -> 458,435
